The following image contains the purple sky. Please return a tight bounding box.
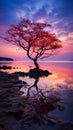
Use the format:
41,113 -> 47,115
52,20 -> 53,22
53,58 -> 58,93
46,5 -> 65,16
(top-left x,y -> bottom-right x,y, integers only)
0,0 -> 73,60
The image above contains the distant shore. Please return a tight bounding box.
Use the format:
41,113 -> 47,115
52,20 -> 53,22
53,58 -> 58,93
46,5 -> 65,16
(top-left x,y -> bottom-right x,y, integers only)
0,57 -> 14,61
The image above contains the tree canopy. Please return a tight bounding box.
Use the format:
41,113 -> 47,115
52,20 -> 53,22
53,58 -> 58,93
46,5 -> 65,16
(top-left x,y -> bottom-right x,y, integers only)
1,18 -> 62,68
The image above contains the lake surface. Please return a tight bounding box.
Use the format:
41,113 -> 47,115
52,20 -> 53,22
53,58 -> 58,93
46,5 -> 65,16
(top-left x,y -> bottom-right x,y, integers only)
0,61 -> 73,123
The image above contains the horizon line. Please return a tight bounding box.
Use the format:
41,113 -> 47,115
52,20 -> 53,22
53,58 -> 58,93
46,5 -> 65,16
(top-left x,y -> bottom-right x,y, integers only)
0,60 -> 73,63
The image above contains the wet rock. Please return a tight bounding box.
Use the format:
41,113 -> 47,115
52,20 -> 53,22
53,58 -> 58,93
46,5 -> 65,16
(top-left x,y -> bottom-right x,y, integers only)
36,97 -> 60,114
0,71 -> 18,81
58,104 -> 64,111
0,65 -> 12,70
59,122 -> 73,130
29,68 -> 52,78
13,71 -> 27,77
0,71 -> 65,130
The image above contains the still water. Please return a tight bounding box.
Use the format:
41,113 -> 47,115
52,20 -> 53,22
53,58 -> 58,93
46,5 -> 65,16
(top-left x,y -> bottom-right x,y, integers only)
0,61 -> 73,122
0,61 -> 73,90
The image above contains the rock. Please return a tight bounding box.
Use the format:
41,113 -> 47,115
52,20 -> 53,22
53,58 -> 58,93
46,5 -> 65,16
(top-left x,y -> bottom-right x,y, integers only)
0,71 -> 18,81
0,65 -> 12,70
13,71 -> 27,77
28,68 -> 52,78
59,122 -> 73,130
58,104 -> 64,111
0,71 -> 65,130
35,96 -> 61,114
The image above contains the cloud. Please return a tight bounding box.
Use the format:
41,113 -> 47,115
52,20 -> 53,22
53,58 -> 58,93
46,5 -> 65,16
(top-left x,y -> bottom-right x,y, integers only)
0,0 -> 73,60
59,32 -> 73,45
68,32 -> 73,39
16,10 -> 26,19
36,18 -> 46,23
0,0 -> 73,31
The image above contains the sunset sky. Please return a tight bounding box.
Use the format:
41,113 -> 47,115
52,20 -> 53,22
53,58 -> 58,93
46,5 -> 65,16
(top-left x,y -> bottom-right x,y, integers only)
0,0 -> 73,61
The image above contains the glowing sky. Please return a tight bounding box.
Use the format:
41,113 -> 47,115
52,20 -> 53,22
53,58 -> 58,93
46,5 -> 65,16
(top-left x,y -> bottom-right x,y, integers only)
0,0 -> 73,60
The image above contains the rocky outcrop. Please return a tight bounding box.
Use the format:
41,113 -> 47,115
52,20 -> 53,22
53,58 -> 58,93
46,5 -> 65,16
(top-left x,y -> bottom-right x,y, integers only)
0,71 -> 69,130
0,65 -> 12,70
28,68 -> 52,78
12,68 -> 52,79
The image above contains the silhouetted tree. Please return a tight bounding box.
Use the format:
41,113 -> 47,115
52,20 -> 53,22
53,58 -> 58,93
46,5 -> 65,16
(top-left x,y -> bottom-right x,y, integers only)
1,18 -> 62,69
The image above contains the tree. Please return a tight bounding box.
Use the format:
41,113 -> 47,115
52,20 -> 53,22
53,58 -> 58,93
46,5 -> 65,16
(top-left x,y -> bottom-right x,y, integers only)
1,18 -> 62,69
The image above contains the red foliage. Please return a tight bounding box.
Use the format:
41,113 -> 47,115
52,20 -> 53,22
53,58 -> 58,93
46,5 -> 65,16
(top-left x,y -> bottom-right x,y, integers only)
1,18 -> 62,61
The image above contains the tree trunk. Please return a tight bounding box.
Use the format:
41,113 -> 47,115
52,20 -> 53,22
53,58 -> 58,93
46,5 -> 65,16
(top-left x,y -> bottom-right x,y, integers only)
34,59 -> 39,69
27,49 -> 39,69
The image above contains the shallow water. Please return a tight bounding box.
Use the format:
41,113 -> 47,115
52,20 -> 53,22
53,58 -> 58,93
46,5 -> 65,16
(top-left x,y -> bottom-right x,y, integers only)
0,61 -> 73,126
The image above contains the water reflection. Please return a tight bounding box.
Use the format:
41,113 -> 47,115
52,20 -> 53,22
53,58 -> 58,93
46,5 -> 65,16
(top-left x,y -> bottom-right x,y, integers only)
0,61 -> 73,122
27,77 -> 39,96
0,61 -> 73,91
20,68 -> 52,96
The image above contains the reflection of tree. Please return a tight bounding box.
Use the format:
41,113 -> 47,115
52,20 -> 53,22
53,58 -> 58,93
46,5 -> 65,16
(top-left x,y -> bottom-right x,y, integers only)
27,75 -> 48,99
13,70 -> 64,125
27,70 -> 51,97
27,77 -> 39,96
25,73 -> 64,124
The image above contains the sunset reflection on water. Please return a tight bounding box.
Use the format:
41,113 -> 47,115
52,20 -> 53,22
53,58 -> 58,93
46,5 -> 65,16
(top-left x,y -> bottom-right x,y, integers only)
1,61 -> 73,92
